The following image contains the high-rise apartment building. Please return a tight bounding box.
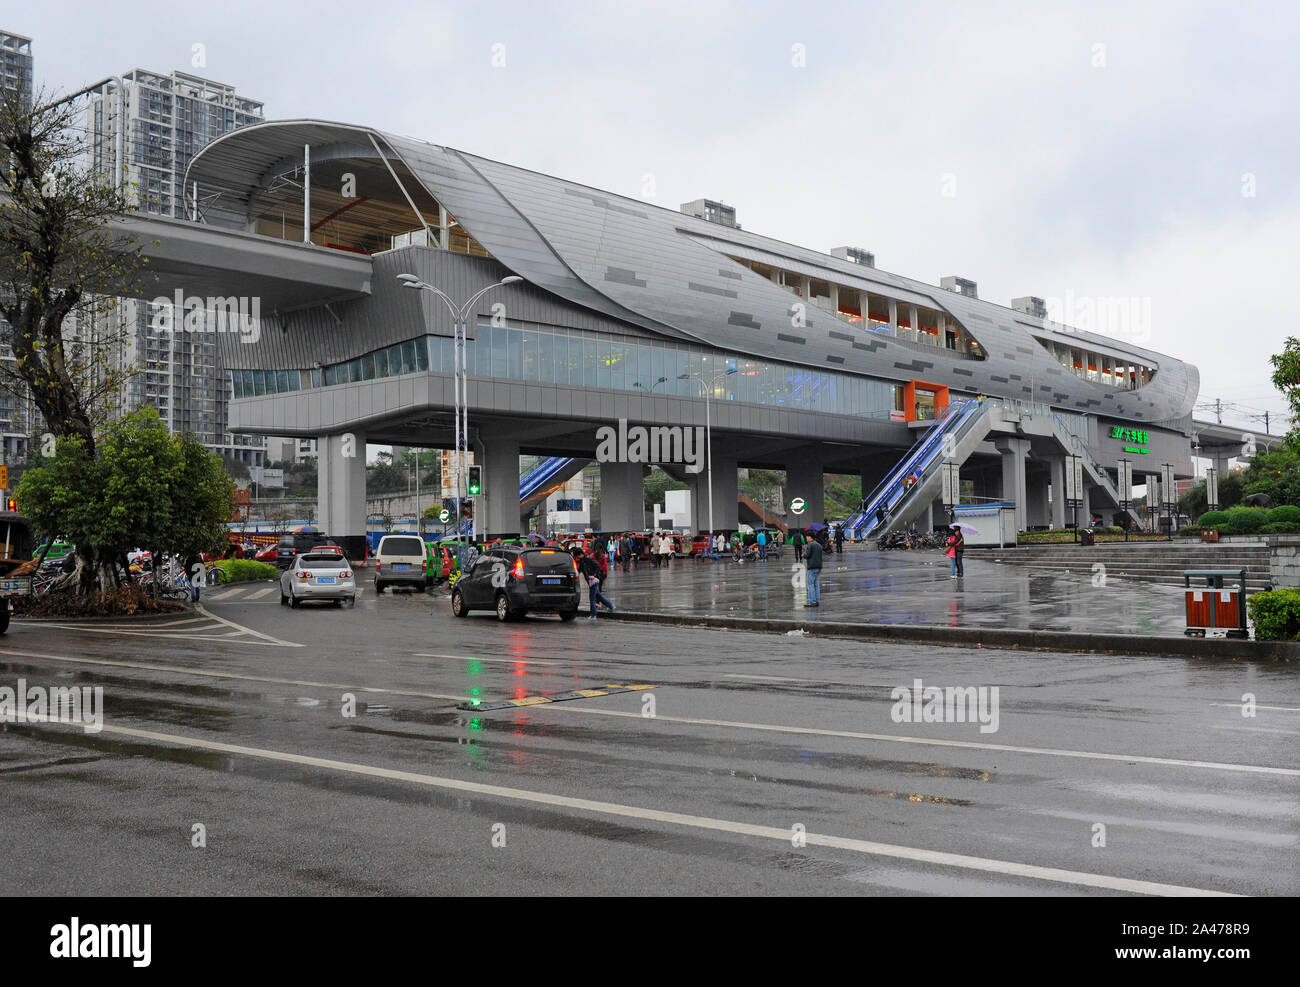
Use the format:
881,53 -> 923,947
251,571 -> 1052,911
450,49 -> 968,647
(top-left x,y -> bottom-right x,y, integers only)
0,30 -> 31,102
89,69 -> 266,463
0,31 -> 37,463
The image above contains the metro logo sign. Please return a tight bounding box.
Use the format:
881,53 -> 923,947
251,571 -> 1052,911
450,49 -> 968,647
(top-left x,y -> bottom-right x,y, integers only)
1110,425 -> 1149,445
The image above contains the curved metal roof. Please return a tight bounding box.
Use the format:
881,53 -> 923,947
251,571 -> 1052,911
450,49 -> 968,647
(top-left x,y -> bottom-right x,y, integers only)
187,120 -> 1199,424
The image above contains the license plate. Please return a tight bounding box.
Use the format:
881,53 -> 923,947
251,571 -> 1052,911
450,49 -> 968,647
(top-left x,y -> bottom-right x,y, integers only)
317,577 -> 335,584
540,577 -> 561,585
394,564 -> 410,571
1,580 -> 22,593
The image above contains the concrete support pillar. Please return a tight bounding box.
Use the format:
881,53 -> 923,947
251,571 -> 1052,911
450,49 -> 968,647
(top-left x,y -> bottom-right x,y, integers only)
888,297 -> 898,330
599,461 -> 645,533
1081,484 -> 1092,523
829,283 -> 839,316
995,437 -> 1030,531
799,275 -> 811,299
1049,456 -> 1067,529
784,451 -> 825,524
908,303 -> 919,333
1026,465 -> 1050,528
480,436 -> 521,539
690,452 -> 738,534
860,289 -> 871,324
317,431 -> 366,538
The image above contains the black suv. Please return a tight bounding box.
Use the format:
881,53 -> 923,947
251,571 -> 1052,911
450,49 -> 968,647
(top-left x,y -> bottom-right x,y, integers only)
450,546 -> 581,622
276,531 -> 334,570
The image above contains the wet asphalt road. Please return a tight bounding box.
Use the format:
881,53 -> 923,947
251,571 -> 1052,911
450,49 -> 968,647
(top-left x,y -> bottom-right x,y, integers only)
1,578 -> 1296,897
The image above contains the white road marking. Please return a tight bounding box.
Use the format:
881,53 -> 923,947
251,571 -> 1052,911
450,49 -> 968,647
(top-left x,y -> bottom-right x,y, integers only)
725,673 -> 896,687
18,716 -> 1239,897
416,652 -> 562,667
1211,703 -> 1300,712
540,707 -> 1300,777
36,623 -> 266,643
194,604 -> 301,647
244,588 -> 275,601
209,588 -> 246,601
0,647 -> 463,701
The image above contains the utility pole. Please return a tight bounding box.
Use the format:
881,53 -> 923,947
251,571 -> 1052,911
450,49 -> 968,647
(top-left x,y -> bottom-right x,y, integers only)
1215,398 -> 1222,424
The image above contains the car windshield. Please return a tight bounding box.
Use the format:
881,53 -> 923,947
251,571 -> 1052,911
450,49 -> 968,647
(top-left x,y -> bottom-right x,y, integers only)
382,537 -> 424,556
278,537 -> 295,548
524,550 -> 574,572
301,555 -> 345,568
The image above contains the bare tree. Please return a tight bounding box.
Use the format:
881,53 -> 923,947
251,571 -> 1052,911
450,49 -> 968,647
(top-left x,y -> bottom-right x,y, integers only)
1,86 -> 149,454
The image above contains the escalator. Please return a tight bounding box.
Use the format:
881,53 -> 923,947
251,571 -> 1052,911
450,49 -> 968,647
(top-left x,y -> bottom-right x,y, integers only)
847,399 -> 991,539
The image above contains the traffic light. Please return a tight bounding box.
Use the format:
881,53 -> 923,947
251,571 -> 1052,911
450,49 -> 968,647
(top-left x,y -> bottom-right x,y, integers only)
5,498 -> 14,512
467,466 -> 482,496
461,500 -> 473,520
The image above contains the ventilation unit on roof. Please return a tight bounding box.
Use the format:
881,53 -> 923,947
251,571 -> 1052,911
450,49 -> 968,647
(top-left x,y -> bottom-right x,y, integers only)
1012,296 -> 1047,319
830,246 -> 875,268
680,198 -> 739,229
941,276 -> 978,299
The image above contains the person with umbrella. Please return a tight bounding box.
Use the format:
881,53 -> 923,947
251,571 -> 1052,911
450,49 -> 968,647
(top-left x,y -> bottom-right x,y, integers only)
946,524 -> 967,578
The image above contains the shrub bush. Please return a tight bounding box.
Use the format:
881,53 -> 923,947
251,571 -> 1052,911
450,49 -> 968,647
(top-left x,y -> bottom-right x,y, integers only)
212,559 -> 278,583
1223,507 -> 1268,533
1247,589 -> 1300,640
1177,526 -> 1202,537
1261,523 -> 1300,534
1267,505 -> 1300,525
1197,510 -> 1229,529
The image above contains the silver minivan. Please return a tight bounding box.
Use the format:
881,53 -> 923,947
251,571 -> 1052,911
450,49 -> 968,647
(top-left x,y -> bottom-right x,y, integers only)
374,534 -> 426,593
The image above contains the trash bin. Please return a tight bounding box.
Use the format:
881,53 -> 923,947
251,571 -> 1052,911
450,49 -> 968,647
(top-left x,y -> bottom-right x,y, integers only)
1079,528 -> 1095,546
1183,569 -> 1248,638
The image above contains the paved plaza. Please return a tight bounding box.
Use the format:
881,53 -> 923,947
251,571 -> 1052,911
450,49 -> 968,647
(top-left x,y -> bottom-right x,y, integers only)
598,546 -> 1188,636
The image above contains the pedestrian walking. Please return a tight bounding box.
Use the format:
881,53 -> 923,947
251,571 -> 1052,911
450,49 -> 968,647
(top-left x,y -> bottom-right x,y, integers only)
620,534 -> 632,573
834,524 -> 845,555
658,533 -> 673,568
650,533 -> 661,568
804,535 -> 823,607
792,528 -> 804,563
946,526 -> 965,577
189,556 -> 206,603
757,528 -> 768,560
575,550 -> 615,619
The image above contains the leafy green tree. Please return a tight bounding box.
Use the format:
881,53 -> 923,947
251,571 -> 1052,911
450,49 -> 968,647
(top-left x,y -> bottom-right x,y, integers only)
1269,337 -> 1300,428
16,408 -> 232,593
1241,446 -> 1300,507
1179,471 -> 1244,516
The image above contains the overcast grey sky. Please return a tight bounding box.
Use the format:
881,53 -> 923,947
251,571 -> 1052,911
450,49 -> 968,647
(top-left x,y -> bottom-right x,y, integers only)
14,0 -> 1299,431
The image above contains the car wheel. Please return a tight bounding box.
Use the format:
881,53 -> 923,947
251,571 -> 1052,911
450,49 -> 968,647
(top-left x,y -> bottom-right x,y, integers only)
451,589 -> 468,618
280,591 -> 287,606
375,582 -> 385,593
289,593 -> 300,609
559,610 -> 577,622
0,606 -> 9,634
415,584 -> 425,594
495,593 -> 513,622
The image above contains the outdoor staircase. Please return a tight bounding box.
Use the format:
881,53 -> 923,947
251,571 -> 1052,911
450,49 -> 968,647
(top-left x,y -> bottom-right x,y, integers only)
964,542 -> 1273,591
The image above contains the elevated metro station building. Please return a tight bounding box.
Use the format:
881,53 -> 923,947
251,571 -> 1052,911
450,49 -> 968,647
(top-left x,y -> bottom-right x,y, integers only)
130,118 -> 1211,544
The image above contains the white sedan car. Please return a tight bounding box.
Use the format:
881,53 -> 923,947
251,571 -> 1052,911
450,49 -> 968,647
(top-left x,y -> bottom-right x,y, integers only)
279,551 -> 357,608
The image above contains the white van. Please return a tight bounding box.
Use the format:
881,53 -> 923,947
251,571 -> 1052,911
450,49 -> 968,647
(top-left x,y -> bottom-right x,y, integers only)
374,534 -> 426,593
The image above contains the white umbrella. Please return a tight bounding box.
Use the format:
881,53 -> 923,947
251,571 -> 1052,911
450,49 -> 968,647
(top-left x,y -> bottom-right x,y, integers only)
951,521 -> 979,534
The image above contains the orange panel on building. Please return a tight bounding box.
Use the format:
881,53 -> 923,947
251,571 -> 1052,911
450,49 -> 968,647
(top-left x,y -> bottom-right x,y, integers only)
902,380 -> 951,422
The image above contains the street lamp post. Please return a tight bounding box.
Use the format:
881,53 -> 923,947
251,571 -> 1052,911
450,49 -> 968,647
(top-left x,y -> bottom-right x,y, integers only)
396,273 -> 521,556
633,376 -> 669,393
679,366 -> 739,556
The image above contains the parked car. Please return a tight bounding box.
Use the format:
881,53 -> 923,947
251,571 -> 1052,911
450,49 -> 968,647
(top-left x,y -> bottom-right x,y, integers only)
374,534 -> 427,592
450,546 -> 581,622
279,550 -> 356,608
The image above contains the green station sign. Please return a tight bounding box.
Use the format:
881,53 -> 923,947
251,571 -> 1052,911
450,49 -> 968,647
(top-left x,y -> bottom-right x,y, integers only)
1110,424 -> 1150,455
